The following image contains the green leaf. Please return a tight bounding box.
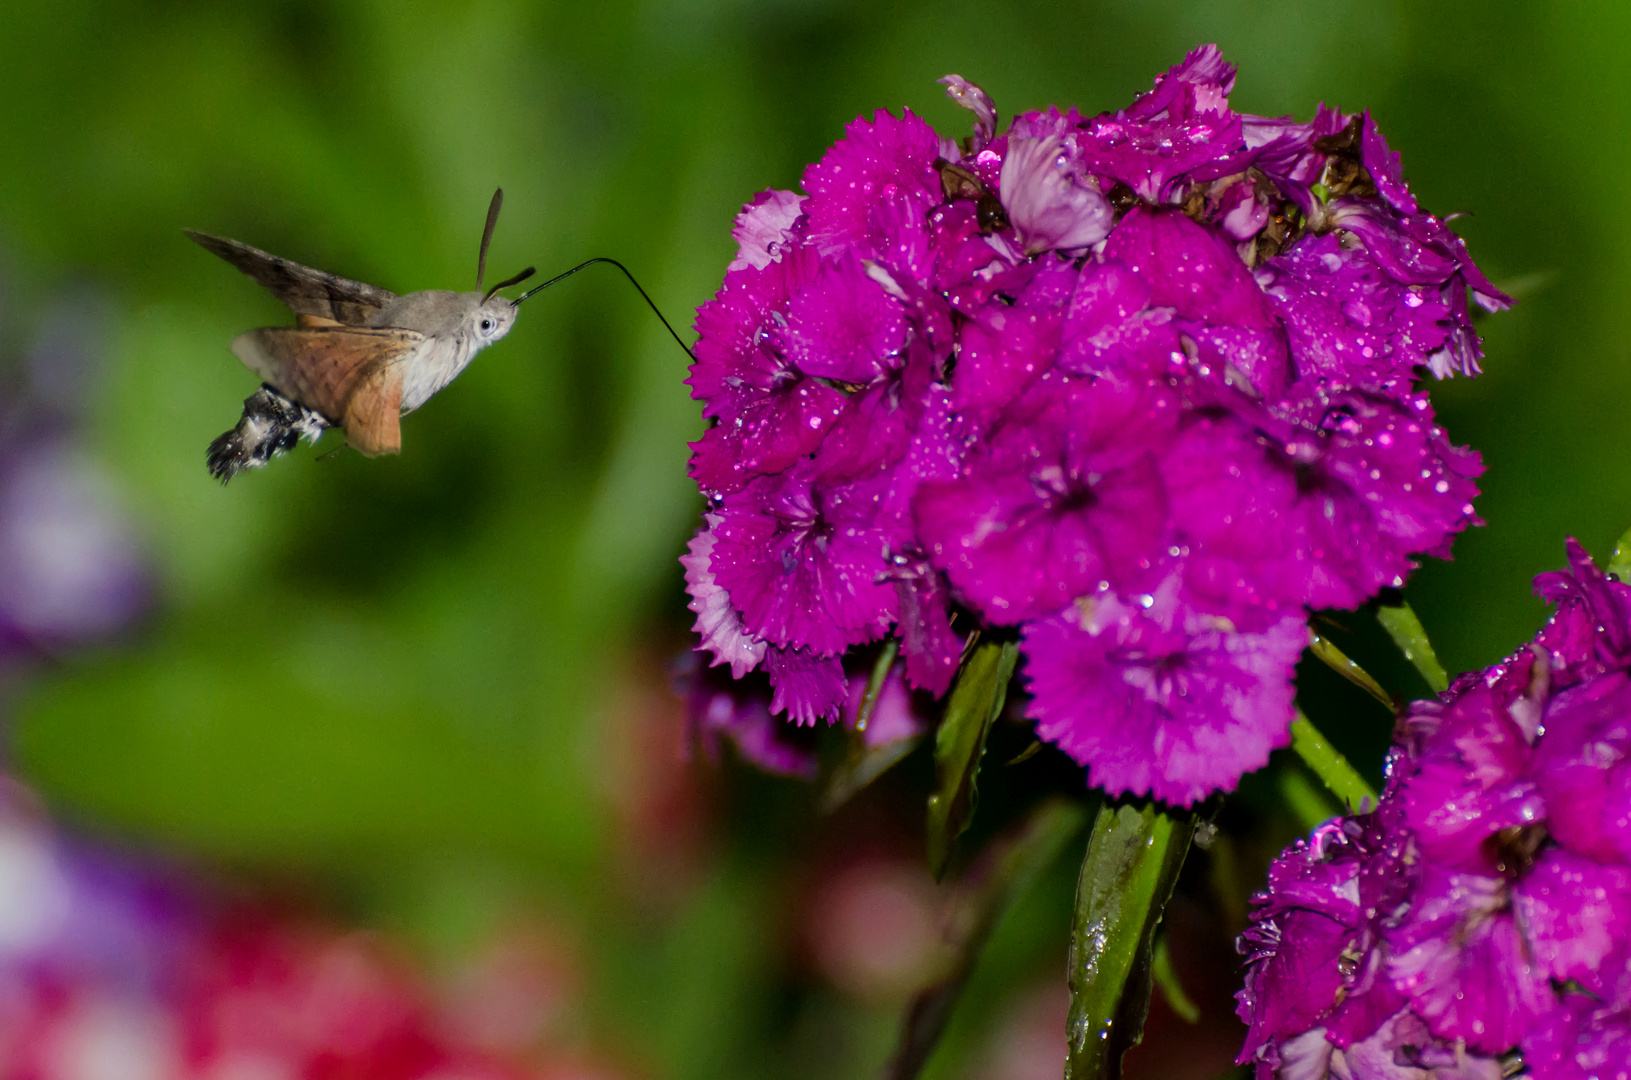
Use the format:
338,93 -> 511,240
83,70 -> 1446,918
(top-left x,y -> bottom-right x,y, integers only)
1150,933 -> 1199,1025
1375,600 -> 1449,694
1065,800 -> 1196,1080
1308,632 -> 1393,711
1609,522 -> 1631,581
1279,763 -> 1342,832
1006,740 -> 1043,766
926,637 -> 1019,879
821,734 -> 923,814
821,641 -> 914,813
1289,712 -> 1377,811
885,797 -> 1089,1080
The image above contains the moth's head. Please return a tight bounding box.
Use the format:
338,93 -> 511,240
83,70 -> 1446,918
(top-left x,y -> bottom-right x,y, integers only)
470,263 -> 536,345
470,293 -> 521,344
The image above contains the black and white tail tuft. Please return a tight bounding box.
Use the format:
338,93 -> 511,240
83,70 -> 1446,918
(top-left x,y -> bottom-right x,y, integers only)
206,384 -> 330,483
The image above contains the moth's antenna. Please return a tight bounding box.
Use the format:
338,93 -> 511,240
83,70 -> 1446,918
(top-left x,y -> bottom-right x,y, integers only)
514,257 -> 695,361
477,188 -> 504,290
484,266 -> 536,302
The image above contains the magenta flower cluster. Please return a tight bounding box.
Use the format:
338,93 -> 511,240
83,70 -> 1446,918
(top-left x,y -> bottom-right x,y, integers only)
1238,541 -> 1631,1079
682,45 -> 1504,804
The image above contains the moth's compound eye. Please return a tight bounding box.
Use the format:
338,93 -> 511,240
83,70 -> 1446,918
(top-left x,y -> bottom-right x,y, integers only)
480,318 -> 494,334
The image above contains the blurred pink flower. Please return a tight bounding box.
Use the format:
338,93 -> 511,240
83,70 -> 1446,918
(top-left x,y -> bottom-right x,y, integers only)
0,789 -> 618,1080
806,859 -> 940,1001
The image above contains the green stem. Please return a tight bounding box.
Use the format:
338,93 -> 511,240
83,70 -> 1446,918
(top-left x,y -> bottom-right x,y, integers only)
1289,712 -> 1376,811
1375,600 -> 1449,694
853,638 -> 900,736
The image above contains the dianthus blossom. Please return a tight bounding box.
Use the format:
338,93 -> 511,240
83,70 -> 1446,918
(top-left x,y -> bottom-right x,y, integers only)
682,45 -> 1504,804
1237,540 -> 1631,1079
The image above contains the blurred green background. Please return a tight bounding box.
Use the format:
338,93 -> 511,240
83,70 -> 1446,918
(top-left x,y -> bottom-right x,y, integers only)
0,1 -> 1625,1077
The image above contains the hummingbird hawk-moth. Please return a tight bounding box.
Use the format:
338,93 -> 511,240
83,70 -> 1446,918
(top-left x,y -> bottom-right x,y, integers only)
188,189 -> 538,483
189,190 -> 695,484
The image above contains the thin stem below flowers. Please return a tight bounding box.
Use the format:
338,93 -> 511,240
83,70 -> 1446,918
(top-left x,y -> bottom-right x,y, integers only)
1375,600 -> 1449,694
1289,712 -> 1377,812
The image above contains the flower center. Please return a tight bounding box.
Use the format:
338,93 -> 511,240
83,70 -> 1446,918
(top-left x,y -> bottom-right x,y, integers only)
1480,824 -> 1548,882
1032,463 -> 1098,514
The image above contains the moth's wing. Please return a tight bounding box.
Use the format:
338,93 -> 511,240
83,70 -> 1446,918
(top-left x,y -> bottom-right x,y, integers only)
230,327 -> 423,426
185,230 -> 396,325
340,364 -> 406,457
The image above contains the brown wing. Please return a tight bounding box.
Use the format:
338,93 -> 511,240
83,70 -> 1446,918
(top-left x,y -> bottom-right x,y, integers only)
341,365 -> 406,457
230,327 -> 423,426
185,229 -> 396,325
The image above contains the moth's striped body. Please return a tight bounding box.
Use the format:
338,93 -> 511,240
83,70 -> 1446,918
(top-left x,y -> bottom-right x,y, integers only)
205,386 -> 329,481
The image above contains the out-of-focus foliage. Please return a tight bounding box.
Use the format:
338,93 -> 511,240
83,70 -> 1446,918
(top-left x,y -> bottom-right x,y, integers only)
0,2 -> 1625,1078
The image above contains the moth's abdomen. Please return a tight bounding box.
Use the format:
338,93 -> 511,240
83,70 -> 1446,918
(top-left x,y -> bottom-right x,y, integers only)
206,384 -> 329,483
